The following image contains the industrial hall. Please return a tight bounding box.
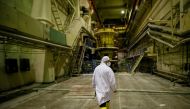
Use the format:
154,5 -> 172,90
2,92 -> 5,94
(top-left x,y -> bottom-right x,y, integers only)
0,0 -> 190,109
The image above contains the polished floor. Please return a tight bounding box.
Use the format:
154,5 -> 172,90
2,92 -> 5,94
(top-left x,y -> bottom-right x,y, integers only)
0,72 -> 190,109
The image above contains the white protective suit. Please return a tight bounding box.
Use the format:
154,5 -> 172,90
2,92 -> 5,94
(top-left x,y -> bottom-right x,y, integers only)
92,56 -> 116,105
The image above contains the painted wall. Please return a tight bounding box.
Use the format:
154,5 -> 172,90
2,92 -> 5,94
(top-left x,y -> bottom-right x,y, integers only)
156,43 -> 190,76
0,44 -> 35,91
0,0 -> 72,91
31,0 -> 51,23
0,0 -> 33,16
0,1 -> 44,39
0,43 -> 68,90
31,49 -> 46,83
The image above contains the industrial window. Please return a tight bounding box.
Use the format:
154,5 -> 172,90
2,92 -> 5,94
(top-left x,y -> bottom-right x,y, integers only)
5,59 -> 18,73
20,58 -> 30,72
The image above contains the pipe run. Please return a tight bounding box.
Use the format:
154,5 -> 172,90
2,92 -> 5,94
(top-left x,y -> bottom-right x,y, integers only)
147,31 -> 190,48
148,29 -> 181,42
0,30 -> 72,50
67,0 -> 76,25
148,23 -> 180,35
147,31 -> 175,48
148,30 -> 190,48
35,17 -> 54,26
67,0 -> 75,10
70,10 -> 76,25
128,23 -> 190,50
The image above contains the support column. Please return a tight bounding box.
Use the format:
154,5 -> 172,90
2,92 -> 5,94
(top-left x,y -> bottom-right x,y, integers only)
31,0 -> 53,26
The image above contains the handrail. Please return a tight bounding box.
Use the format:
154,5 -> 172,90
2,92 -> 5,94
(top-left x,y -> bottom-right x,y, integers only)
35,17 -> 54,26
71,28 -> 84,49
78,38 -> 87,74
69,26 -> 94,75
70,31 -> 82,75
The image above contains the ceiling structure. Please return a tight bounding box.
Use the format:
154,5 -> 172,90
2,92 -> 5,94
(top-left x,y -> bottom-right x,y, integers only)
90,0 -> 138,49
92,0 -> 136,27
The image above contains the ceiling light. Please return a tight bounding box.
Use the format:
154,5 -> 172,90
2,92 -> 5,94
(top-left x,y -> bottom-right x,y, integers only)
121,10 -> 125,14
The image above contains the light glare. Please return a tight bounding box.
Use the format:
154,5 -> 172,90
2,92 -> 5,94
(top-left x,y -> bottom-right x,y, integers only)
121,10 -> 125,14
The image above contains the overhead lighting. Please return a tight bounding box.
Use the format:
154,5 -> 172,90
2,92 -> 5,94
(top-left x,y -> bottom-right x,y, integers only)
121,10 -> 125,14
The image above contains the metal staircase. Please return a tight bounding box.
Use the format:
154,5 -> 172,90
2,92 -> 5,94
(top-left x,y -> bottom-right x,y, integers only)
69,33 -> 87,76
63,15 -> 72,32
51,0 -> 63,31
79,39 -> 87,72
70,45 -> 80,76
130,54 -> 144,75
82,60 -> 94,73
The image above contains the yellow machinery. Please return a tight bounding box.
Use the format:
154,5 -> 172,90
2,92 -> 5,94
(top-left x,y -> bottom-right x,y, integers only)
96,28 -> 115,47
95,28 -> 118,71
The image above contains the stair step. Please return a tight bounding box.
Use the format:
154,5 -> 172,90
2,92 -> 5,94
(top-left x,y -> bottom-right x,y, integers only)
130,54 -> 144,74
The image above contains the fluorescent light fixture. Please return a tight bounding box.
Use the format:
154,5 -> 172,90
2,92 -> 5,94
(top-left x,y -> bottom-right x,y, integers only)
121,10 -> 125,14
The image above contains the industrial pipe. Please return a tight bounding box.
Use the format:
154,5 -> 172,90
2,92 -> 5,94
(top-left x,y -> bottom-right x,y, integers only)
148,23 -> 180,35
67,0 -> 75,10
70,10 -> 76,25
148,29 -> 181,42
35,17 -> 54,26
148,32 -> 175,47
67,0 -> 76,25
0,30 -> 72,50
175,37 -> 190,47
128,22 -> 190,50
148,30 -> 190,48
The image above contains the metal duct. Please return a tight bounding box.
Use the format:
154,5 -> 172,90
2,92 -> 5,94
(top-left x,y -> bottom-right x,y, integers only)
148,29 -> 181,42
148,23 -> 180,35
147,31 -> 175,48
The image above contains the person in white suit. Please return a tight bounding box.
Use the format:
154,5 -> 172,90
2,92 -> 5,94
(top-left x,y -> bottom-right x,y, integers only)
92,56 -> 116,109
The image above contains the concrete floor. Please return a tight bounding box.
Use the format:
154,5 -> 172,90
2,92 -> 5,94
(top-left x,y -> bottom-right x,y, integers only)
0,72 -> 190,109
